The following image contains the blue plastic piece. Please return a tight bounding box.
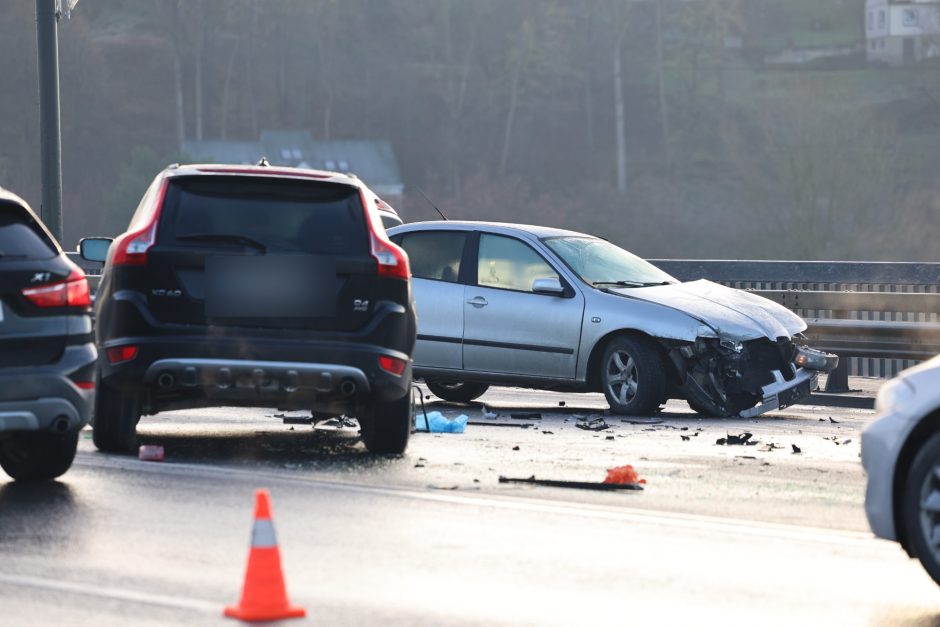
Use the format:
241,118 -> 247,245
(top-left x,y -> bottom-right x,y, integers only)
415,410 -> 468,433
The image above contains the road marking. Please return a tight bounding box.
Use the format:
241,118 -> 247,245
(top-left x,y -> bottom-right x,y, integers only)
0,572 -> 218,612
74,452 -> 888,551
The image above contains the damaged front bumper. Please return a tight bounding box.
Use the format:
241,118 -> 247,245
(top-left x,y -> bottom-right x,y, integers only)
739,367 -> 818,418
672,337 -> 837,418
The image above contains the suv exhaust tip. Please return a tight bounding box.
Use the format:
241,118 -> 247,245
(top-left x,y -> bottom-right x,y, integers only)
156,371 -> 176,389
50,416 -> 71,434
340,379 -> 357,397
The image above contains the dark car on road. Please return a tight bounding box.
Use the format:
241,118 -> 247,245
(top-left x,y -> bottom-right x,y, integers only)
0,188 -> 96,481
82,163 -> 415,455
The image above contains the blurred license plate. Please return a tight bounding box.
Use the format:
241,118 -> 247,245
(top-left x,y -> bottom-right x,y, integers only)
777,378 -> 812,410
206,255 -> 335,318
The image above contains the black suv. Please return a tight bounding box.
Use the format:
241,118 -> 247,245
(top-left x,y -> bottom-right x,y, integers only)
82,164 -> 415,454
0,188 -> 96,481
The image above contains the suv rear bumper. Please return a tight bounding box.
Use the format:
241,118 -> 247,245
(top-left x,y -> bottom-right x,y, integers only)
100,336 -> 411,413
0,345 -> 96,434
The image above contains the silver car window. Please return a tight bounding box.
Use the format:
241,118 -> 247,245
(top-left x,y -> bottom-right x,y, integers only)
544,236 -> 676,286
478,234 -> 558,293
399,231 -> 466,283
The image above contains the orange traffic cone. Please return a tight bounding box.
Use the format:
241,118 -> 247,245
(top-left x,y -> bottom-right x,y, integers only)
224,489 -> 306,622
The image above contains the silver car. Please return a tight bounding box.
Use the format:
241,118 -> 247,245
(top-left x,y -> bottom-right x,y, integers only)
387,221 -> 836,417
862,355 -> 940,586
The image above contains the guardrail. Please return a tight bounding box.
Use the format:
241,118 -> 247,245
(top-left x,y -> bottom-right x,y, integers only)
650,260 -> 940,392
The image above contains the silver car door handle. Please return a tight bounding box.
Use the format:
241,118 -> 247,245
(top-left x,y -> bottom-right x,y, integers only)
466,296 -> 488,308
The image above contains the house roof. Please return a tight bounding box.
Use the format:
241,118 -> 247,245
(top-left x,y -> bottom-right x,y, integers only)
183,131 -> 403,194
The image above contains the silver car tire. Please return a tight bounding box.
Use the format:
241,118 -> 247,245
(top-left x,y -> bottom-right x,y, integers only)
425,380 -> 490,404
600,336 -> 666,416
902,431 -> 940,587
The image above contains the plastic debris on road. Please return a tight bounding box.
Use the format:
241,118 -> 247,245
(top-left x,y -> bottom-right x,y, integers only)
138,445 -> 165,462
499,474 -> 644,491
603,464 -> 646,485
414,410 -> 468,433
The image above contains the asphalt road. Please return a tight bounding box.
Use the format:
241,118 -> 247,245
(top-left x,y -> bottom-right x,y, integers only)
2,381 -> 939,626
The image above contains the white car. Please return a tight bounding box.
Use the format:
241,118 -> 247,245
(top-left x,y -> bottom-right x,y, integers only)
863,355 -> 940,585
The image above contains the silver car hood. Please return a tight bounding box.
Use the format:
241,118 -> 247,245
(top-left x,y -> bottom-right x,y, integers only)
611,279 -> 806,342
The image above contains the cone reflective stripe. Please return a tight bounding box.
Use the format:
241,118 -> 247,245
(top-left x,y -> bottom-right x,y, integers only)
224,489 -> 306,622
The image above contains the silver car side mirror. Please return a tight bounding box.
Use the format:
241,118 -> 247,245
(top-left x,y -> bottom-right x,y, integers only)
532,277 -> 565,295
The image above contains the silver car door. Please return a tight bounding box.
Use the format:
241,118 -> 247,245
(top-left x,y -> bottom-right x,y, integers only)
463,233 -> 584,379
397,230 -> 468,370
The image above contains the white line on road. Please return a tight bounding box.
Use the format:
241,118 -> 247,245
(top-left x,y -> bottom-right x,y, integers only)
0,572 -> 219,613
74,453 -> 889,551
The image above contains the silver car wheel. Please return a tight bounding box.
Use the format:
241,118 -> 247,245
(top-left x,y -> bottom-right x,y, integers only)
918,465 -> 940,561
605,350 -> 638,405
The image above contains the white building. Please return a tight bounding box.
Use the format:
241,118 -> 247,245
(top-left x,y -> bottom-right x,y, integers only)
866,0 -> 940,65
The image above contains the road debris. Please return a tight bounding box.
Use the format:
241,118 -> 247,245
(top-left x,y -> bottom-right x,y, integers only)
499,475 -> 643,491
680,435 -> 690,441
603,464 -> 646,485
414,411 -> 468,433
622,418 -> 664,425
481,404 -> 499,420
558,401 -> 566,407
606,435 -> 615,440
716,433 -> 757,446
792,444 -> 802,454
138,445 -> 165,462
576,417 -> 610,431
414,458 -> 427,468
511,412 -> 542,420
829,417 -> 840,424
542,430 -> 554,435
467,421 -> 533,428
512,445 -> 520,451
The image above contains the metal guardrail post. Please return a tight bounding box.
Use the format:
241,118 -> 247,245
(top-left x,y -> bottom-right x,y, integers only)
824,308 -> 851,393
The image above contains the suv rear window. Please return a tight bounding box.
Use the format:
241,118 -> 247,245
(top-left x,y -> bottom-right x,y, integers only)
0,205 -> 56,261
159,176 -> 368,255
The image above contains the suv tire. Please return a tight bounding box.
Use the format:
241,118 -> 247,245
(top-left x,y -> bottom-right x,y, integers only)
425,380 -> 489,404
600,335 -> 666,416
93,380 -> 141,454
0,431 -> 79,481
902,431 -> 940,586
360,392 -> 412,455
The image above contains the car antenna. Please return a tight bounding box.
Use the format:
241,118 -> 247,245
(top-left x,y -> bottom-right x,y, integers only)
415,187 -> 448,221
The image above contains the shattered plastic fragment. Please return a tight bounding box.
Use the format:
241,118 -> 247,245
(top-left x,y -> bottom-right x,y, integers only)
511,413 -> 541,420
792,444 -> 802,454
575,418 -> 610,431
414,411 -> 468,433
499,475 -> 643,491
716,432 -> 757,446
138,445 -> 164,462
603,464 -> 646,485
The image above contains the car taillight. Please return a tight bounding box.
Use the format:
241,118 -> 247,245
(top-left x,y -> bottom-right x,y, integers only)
107,345 -> 138,364
361,189 -> 409,280
75,381 -> 95,391
370,232 -> 409,280
21,268 -> 91,309
378,355 -> 407,376
112,179 -> 168,266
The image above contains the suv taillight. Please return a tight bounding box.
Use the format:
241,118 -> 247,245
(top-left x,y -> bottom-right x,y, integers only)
22,268 -> 91,309
370,231 -> 409,280
361,190 -> 409,280
112,179 -> 168,266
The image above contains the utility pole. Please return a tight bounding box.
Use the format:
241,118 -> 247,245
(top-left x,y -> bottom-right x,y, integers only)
35,0 -> 63,242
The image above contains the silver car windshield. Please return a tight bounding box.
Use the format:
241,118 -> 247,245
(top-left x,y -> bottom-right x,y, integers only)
544,236 -> 677,288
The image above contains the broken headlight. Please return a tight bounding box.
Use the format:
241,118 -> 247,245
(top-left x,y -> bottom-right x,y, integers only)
792,346 -> 838,372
